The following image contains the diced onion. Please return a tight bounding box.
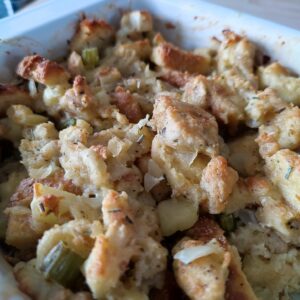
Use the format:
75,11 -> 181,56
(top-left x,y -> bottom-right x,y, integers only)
148,159 -> 164,178
176,151 -> 198,166
236,209 -> 258,225
28,79 -> 37,97
144,173 -> 164,192
174,238 -> 224,265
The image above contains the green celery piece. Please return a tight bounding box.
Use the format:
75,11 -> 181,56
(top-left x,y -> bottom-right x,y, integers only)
82,47 -> 99,69
41,241 -> 84,288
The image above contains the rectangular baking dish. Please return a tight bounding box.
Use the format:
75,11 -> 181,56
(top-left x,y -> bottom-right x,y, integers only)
0,0 -> 299,298
0,0 -> 300,84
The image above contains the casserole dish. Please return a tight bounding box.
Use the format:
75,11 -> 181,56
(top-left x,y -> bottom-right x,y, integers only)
0,1 -> 299,299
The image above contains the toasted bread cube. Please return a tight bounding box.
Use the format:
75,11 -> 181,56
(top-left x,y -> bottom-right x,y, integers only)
5,206 -> 40,249
200,156 -> 238,214
17,55 -> 70,86
70,18 -> 114,53
259,62 -> 300,105
0,84 -> 32,116
257,106 -> 300,157
265,149 -> 300,212
151,42 -> 210,74
151,95 -> 219,156
120,11 -> 153,34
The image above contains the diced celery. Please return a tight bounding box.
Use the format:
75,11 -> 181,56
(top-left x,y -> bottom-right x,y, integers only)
219,214 -> 236,232
41,241 -> 84,287
82,47 -> 99,69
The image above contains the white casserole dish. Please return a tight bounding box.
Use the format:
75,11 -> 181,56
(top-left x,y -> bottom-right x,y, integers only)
0,0 -> 299,298
0,0 -> 300,83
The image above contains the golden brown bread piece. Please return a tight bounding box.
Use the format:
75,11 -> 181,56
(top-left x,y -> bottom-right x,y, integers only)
16,55 -> 70,86
151,95 -> 219,156
70,18 -> 114,53
151,42 -> 211,75
200,156 -> 239,214
173,217 -> 257,300
111,86 -> 144,123
0,84 -> 32,116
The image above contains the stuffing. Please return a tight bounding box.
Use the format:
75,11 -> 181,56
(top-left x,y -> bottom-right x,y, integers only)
151,134 -> 209,204
7,104 -> 48,127
36,219 -> 101,268
173,217 -> 257,300
151,95 -> 219,156
181,75 -> 209,108
16,55 -> 70,86
200,156 -> 239,214
59,120 -> 110,193
256,191 -> 300,245
0,84 -> 33,116
0,254 -> 30,300
227,133 -> 262,177
111,86 -> 144,123
115,39 -> 152,60
259,62 -> 300,105
5,206 -> 41,250
10,170 -> 81,208
173,237 -> 231,300
20,122 -> 61,179
257,106 -> 300,157
0,164 -> 27,239
31,183 -> 102,232
0,117 -> 23,146
67,51 -> 85,77
151,41 -> 211,75
265,149 -> 300,212
14,259 -> 92,300
245,88 -> 287,128
84,190 -> 167,299
5,10 -> 300,300
217,30 -> 257,87
70,18 -> 114,53
119,10 -> 153,37
158,68 -> 192,88
157,197 -> 198,236
230,223 -> 300,299
208,75 -> 246,128
96,66 -> 122,91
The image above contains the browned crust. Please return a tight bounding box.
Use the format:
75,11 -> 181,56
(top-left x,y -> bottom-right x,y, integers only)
0,84 -> 32,116
10,170 -> 82,207
70,18 -> 114,52
158,69 -> 192,87
16,55 -> 70,86
186,216 -> 226,246
78,19 -> 114,34
112,86 -> 144,123
117,39 -> 152,60
152,42 -> 210,74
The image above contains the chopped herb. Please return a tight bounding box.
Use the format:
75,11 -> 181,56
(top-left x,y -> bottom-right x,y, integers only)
108,209 -> 121,213
39,202 -> 45,213
136,134 -> 144,144
285,165 -> 293,179
252,96 -> 259,100
276,107 -> 286,114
